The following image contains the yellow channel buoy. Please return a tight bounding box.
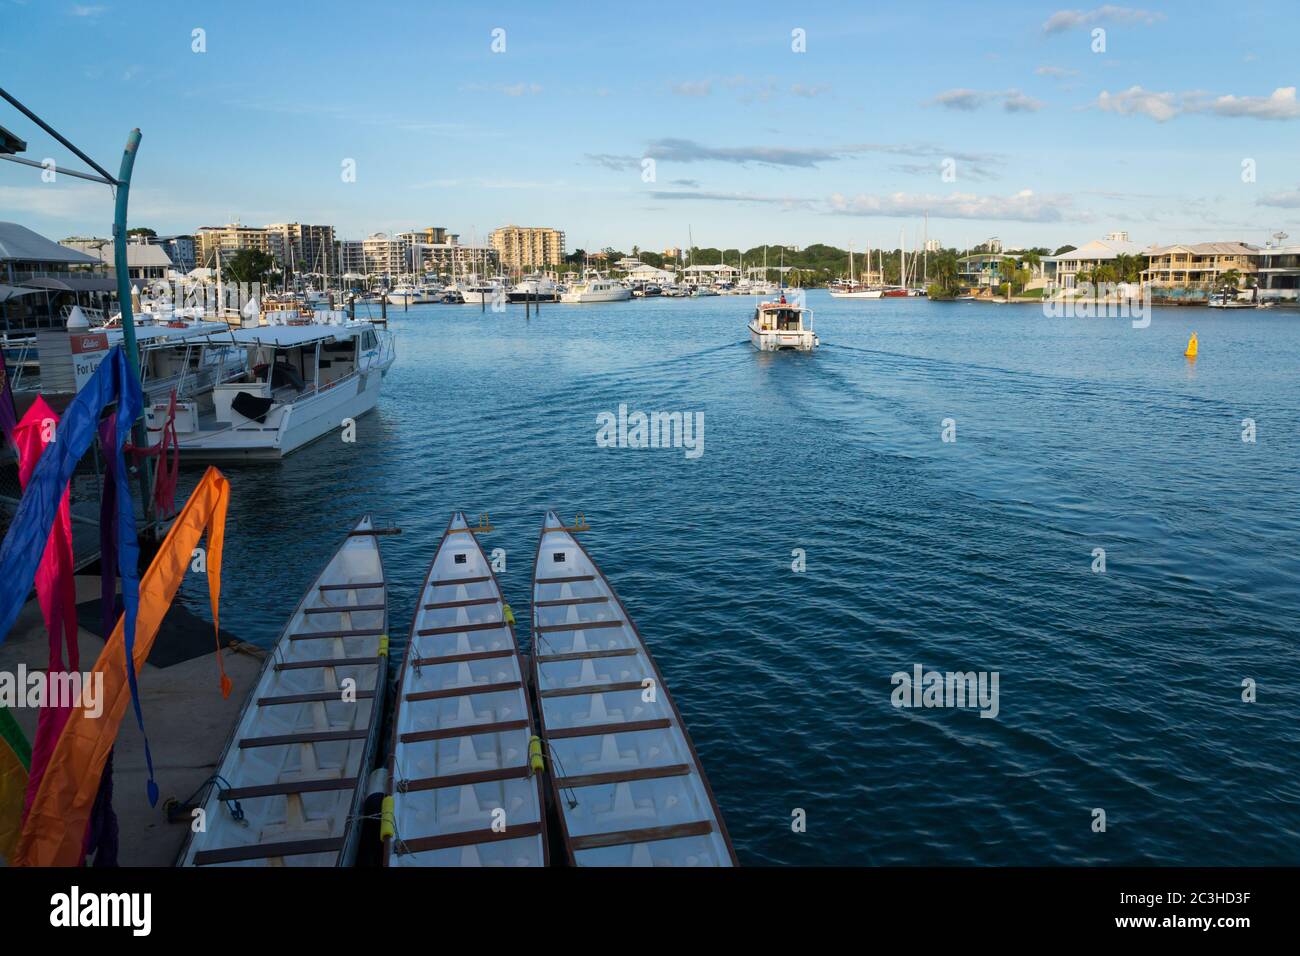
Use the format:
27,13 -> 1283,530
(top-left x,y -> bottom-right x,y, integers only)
1184,332 -> 1198,359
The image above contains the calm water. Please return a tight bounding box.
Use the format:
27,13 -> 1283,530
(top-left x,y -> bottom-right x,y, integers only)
179,293 -> 1300,865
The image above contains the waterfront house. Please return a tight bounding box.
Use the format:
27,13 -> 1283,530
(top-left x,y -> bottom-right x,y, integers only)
958,252 -> 1010,289
0,222 -> 107,331
1141,242 -> 1259,301
1254,242 -> 1299,303
625,263 -> 676,285
1051,232 -> 1150,291
957,250 -> 1056,292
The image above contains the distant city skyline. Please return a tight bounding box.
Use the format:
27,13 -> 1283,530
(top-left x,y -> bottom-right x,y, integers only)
2,1 -> 1297,252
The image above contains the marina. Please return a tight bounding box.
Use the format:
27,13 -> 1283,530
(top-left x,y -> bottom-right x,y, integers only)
0,3 -> 1296,935
47,292 -> 1284,869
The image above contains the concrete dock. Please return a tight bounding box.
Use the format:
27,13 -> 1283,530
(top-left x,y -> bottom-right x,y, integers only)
0,575 -> 263,866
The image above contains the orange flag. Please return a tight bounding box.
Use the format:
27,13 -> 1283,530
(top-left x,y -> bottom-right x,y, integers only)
14,467 -> 230,867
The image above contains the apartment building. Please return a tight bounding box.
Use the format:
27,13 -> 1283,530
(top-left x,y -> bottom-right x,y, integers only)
489,225 -> 565,272
264,223 -> 337,275
360,233 -> 411,277
338,240 -> 366,277
195,223 -> 270,268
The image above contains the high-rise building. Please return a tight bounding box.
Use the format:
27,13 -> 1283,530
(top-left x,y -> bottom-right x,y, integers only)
398,226 -> 451,246
489,225 -> 566,272
361,233 -> 411,277
195,223 -> 270,268
264,223 -> 337,275
338,240 -> 366,277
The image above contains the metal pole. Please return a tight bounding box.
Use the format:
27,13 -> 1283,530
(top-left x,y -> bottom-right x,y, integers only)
111,128 -> 156,530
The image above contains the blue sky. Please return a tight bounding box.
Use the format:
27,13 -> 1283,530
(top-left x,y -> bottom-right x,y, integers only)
2,0 -> 1298,252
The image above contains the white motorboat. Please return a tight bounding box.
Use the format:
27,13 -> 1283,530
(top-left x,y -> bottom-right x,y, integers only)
508,273 -> 560,303
387,282 -> 443,306
149,315 -> 396,461
559,271 -> 632,304
450,276 -> 507,306
1207,292 -> 1254,309
384,512 -> 548,866
176,516 -> 388,867
748,295 -> 818,351
530,512 -> 737,866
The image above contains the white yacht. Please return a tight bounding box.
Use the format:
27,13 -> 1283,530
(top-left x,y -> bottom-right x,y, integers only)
450,276 -> 507,306
508,273 -> 560,302
146,314 -> 396,461
748,295 -> 818,352
559,271 -> 631,303
387,281 -> 444,306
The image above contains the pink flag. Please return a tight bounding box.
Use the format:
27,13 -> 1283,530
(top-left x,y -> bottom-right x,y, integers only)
13,397 -> 80,818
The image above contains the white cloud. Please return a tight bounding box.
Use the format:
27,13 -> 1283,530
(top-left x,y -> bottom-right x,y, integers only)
1043,6 -> 1164,34
672,80 -> 712,97
1206,86 -> 1300,120
69,4 -> 105,16
500,83 -> 542,97
930,88 -> 1044,112
1097,85 -> 1179,121
1097,85 -> 1300,122
1258,188 -> 1300,209
829,189 -> 1076,223
1035,65 -> 1079,78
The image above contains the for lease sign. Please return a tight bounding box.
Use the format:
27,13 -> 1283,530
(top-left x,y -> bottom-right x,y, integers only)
70,332 -> 110,392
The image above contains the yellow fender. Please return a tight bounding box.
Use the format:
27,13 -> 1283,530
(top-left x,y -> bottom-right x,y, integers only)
379,795 -> 395,842
529,736 -> 545,774
503,604 -> 516,626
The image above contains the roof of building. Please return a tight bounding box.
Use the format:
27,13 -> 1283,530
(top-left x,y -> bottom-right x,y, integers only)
0,283 -> 42,303
61,239 -> 173,269
20,274 -> 118,292
1147,242 -> 1260,256
0,222 -> 99,265
1054,236 -> 1150,261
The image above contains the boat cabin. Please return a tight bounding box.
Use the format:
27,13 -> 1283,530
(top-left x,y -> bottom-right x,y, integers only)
753,299 -> 811,332
209,322 -> 383,425
748,296 -> 818,352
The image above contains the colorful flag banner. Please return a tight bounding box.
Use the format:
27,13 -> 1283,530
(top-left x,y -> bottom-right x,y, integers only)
0,347 -> 152,802
14,466 -> 229,867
